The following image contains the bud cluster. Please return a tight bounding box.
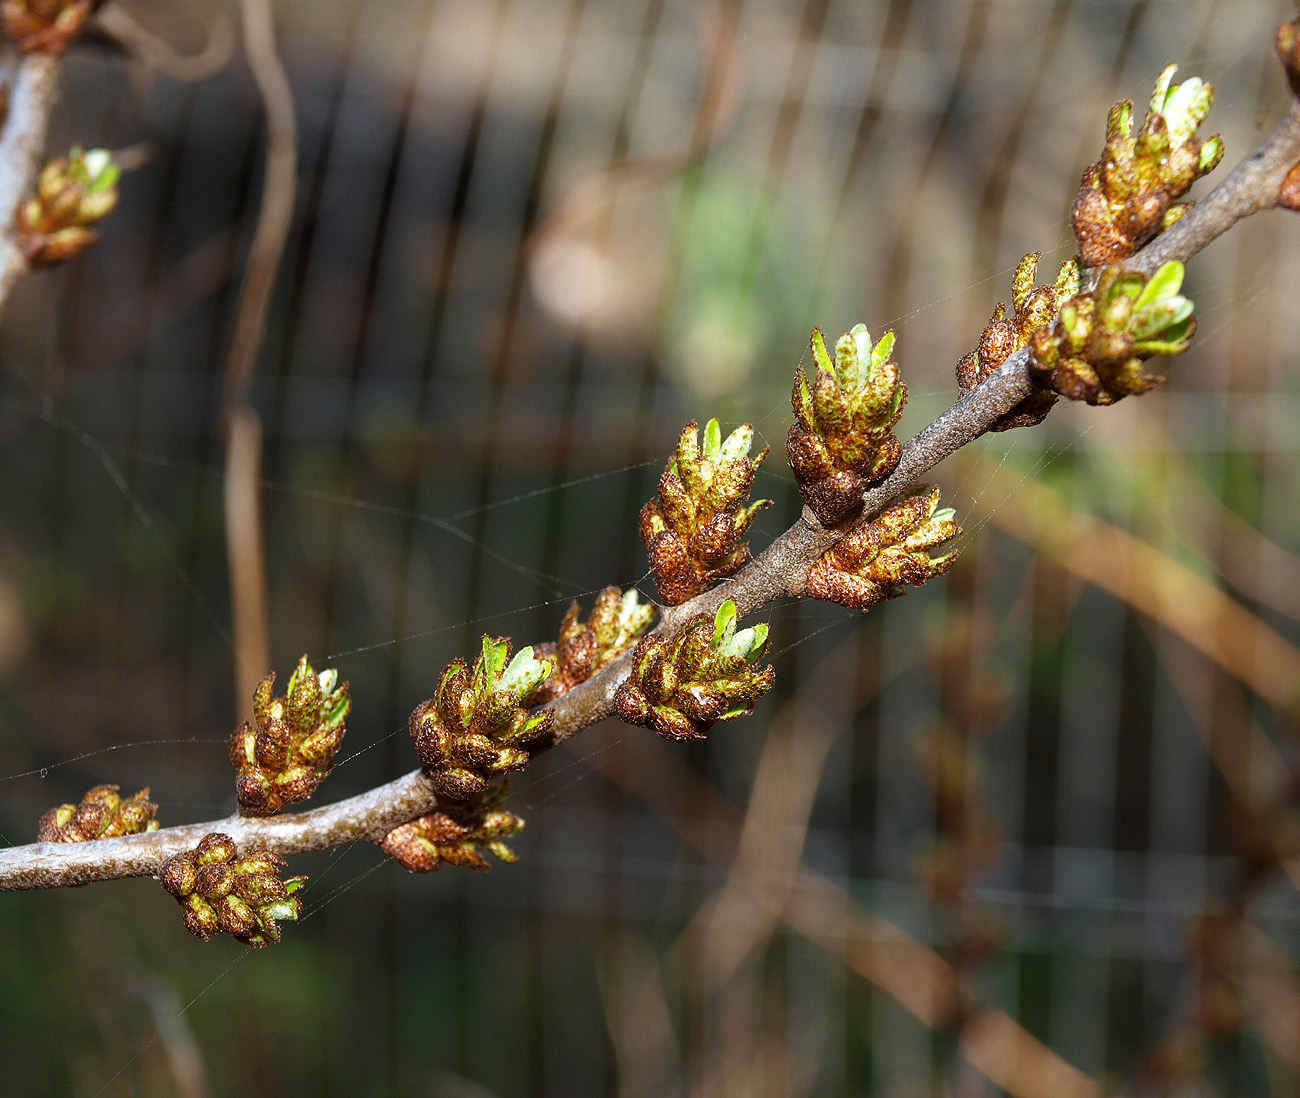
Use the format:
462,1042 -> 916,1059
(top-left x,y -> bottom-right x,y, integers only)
640,419 -> 772,605
230,656 -> 351,817
1072,65 -> 1224,267
381,803 -> 525,873
805,486 -> 959,611
158,834 -> 305,947
1029,261 -> 1196,405
1,0 -> 100,54
37,783 -> 158,842
956,253 -> 1080,431
614,599 -> 774,742
787,324 -> 906,525
17,146 -> 120,268
531,586 -> 655,705
411,637 -> 555,801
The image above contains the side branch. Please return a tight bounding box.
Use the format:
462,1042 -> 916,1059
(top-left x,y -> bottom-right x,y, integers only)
0,769 -> 441,889
0,52 -> 59,313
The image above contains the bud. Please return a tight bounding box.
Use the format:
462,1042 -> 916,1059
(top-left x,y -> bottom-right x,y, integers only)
158,833 -> 305,947
805,485 -> 959,610
381,800 -> 525,873
640,419 -> 773,605
1,0 -> 99,54
1029,261 -> 1196,405
956,253 -> 1079,430
230,655 -> 351,816
37,783 -> 159,842
1278,15 -> 1300,98
411,637 -> 554,801
786,324 -> 907,525
1073,65 -> 1224,266
16,146 -> 120,267
531,586 -> 655,705
614,598 -> 774,742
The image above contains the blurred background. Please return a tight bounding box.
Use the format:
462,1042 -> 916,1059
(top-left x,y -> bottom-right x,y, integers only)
2,0 -> 1300,1094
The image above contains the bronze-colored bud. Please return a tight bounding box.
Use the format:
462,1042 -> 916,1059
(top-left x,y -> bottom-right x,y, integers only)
380,802 -> 525,873
956,253 -> 1079,431
158,833 -> 306,948
1,0 -> 99,54
1072,66 -> 1223,266
614,599 -> 774,743
16,146 -> 120,267
640,419 -> 771,604
410,637 -> 554,801
788,325 -> 907,524
531,587 -> 656,704
230,655 -> 351,816
37,783 -> 159,842
805,486 -> 959,611
1278,16 -> 1300,98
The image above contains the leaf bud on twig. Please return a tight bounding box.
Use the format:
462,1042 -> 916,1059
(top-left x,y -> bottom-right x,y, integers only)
1072,65 -> 1224,266
381,795 -> 525,873
787,324 -> 907,525
36,783 -> 159,842
158,833 -> 306,947
614,598 -> 775,742
531,586 -> 655,705
956,253 -> 1080,430
640,419 -> 772,605
411,637 -> 555,801
805,485 -> 959,611
1029,261 -> 1196,405
230,655 -> 351,817
16,146 -> 120,267
1277,15 -> 1300,99
1,0 -> 100,54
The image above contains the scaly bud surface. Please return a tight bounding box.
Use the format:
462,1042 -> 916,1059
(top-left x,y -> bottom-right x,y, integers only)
787,324 -> 907,525
411,637 -> 555,801
1277,16 -> 1300,99
805,486 -> 959,610
531,586 -> 655,705
1029,261 -> 1196,405
614,599 -> 775,742
381,799 -> 525,873
1072,65 -> 1224,266
230,655 -> 351,817
158,833 -> 305,947
17,146 -> 120,267
640,419 -> 772,605
1,0 -> 100,54
956,253 -> 1080,430
37,784 -> 158,842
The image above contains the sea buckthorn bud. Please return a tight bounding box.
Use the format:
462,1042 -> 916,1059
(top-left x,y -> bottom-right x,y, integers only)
37,783 -> 158,842
805,486 -> 959,611
158,834 -> 305,947
640,419 -> 772,604
411,637 -> 554,801
230,655 -> 350,817
614,599 -> 774,742
788,324 -> 907,525
531,587 -> 655,705
956,253 -> 1079,430
1072,65 -> 1224,266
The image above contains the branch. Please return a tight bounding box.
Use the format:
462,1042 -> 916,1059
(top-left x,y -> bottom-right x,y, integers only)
0,52 -> 59,315
3,69 -> 1300,893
